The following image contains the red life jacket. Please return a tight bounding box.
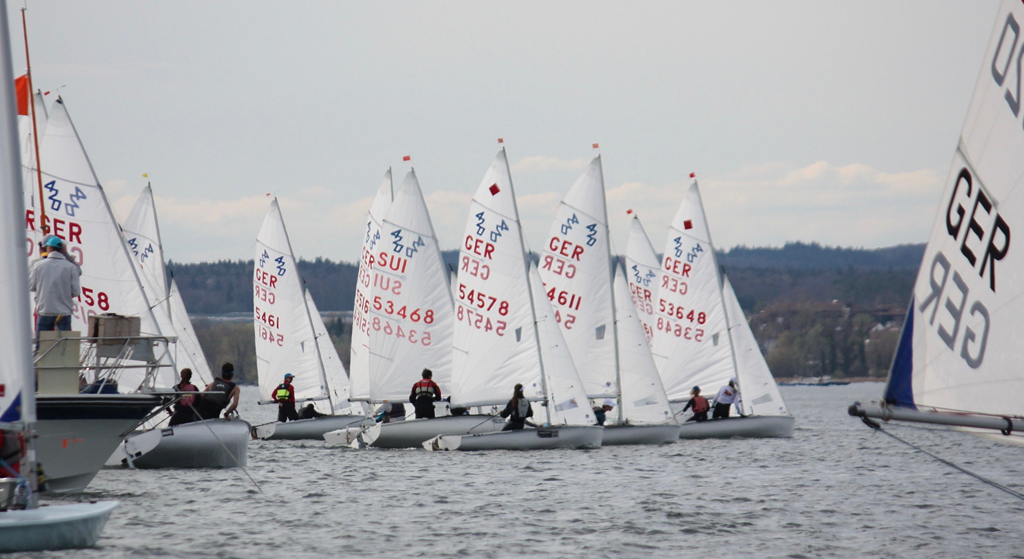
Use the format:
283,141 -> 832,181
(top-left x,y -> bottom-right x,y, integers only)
692,396 -> 709,414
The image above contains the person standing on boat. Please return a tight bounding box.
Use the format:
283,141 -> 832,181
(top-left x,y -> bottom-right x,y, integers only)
272,373 -> 299,422
499,383 -> 533,431
197,363 -> 241,420
168,368 -> 200,426
28,236 -> 81,341
712,378 -> 740,420
682,386 -> 709,422
409,368 -> 442,419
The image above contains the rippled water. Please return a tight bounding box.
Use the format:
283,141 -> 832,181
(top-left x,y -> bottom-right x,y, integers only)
22,384 -> 1024,558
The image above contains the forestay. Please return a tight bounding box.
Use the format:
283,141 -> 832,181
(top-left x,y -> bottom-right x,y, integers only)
450,150 -> 543,408
254,199 -> 327,404
652,180 -> 733,402
306,289 -> 358,414
885,0 -> 1024,417
613,264 -> 674,425
366,170 -> 453,401
350,170 -> 393,401
722,275 -> 788,417
624,214 -> 661,353
538,156 -> 616,398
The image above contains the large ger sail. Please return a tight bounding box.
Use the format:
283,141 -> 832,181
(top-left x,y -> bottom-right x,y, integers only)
613,264 -> 675,425
350,170 -> 393,401
722,275 -> 788,417
884,0 -> 1024,417
366,170 -> 454,401
538,156 -> 617,398
254,199 -> 328,404
624,214 -> 661,352
652,181 -> 735,402
306,289 -> 358,414
450,150 -> 544,408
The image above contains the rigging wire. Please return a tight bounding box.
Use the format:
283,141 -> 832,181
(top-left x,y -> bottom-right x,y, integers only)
860,417 -> 1024,503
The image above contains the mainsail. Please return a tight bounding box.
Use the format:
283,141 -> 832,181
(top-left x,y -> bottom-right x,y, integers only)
722,275 -> 788,417
349,170 -> 393,401
365,170 -> 454,401
306,289 -> 358,414
168,277 -> 213,384
624,214 -> 661,353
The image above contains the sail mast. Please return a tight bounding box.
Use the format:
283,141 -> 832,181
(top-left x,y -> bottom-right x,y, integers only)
595,155 -> 624,425
20,8 -> 45,237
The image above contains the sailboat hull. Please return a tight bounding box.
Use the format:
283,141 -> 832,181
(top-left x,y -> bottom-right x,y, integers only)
253,415 -> 365,440
428,425 -> 603,451
677,415 -> 794,439
110,419 -> 251,469
601,424 -> 681,445
359,415 -> 507,449
0,501 -> 118,552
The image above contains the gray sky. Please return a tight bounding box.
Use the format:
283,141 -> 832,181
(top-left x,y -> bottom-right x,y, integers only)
7,1 -> 1001,263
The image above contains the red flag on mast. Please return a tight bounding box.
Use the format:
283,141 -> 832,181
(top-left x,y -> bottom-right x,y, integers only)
14,75 -> 29,116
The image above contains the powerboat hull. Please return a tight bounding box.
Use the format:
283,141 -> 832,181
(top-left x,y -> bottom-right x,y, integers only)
324,415 -> 506,449
35,394 -> 166,493
110,419 -> 251,469
601,423 -> 681,445
425,425 -> 604,451
0,501 -> 118,552
677,415 -> 794,439
253,414 -> 365,440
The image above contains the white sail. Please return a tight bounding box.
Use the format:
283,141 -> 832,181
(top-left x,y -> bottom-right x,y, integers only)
624,214 -> 661,353
168,278 -> 213,384
613,264 -> 674,425
122,186 -> 169,309
652,181 -> 734,402
254,199 -> 328,404
450,150 -> 544,407
365,170 -> 454,401
722,275 -> 788,417
349,170 -> 393,401
528,261 -> 595,426
305,289 -> 358,414
19,90 -> 46,255
34,99 -> 172,391
538,156 -> 616,398
884,0 -> 1024,417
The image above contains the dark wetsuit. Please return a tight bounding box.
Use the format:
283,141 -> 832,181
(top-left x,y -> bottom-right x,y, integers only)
274,383 -> 298,422
409,379 -> 442,419
197,378 -> 236,420
683,396 -> 709,422
169,382 -> 200,426
500,398 -> 533,431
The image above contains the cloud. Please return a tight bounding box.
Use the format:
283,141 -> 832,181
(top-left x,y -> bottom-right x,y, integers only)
510,155 -> 590,173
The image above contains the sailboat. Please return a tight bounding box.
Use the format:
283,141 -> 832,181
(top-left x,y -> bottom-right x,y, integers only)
251,199 -> 364,440
537,156 -> 678,445
107,185 -> 251,468
0,11 -> 118,546
849,0 -> 1024,442
654,179 -> 793,438
326,169 -> 504,449
424,149 -> 602,451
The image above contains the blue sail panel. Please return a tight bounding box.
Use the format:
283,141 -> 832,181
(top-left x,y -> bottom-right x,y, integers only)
0,392 -> 21,423
884,298 -> 916,408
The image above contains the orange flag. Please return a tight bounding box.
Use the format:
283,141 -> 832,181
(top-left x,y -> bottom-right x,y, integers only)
14,75 -> 28,116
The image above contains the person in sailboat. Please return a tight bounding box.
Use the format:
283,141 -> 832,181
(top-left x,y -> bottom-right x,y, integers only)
593,399 -> 615,426
196,363 -> 241,420
499,384 -> 534,431
409,368 -> 442,419
168,368 -> 200,426
712,378 -> 739,420
28,235 -> 81,343
682,386 -> 709,422
271,373 -> 299,422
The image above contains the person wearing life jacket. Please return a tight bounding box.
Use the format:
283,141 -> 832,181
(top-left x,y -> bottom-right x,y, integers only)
499,383 -> 534,431
409,368 -> 442,419
272,373 -> 299,422
712,378 -> 740,420
197,363 -> 241,420
682,386 -> 710,422
169,368 -> 200,426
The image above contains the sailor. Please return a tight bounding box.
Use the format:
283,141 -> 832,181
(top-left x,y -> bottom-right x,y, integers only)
682,386 -> 710,422
712,378 -> 740,420
499,383 -> 533,431
197,363 -> 241,420
272,373 -> 299,422
298,403 -> 326,420
28,236 -> 81,343
409,368 -> 442,419
593,398 -> 616,426
168,368 -> 200,426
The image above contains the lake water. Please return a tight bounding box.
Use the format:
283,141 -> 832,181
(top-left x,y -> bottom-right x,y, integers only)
26,383 -> 1024,558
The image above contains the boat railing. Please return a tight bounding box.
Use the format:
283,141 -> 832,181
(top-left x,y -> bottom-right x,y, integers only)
34,334 -> 178,393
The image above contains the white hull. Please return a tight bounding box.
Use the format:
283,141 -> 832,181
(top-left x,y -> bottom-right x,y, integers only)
601,424 -> 681,446
254,415 -> 365,440
677,415 -> 794,439
327,415 -> 507,449
110,419 -> 251,469
426,425 -> 604,451
0,501 -> 118,552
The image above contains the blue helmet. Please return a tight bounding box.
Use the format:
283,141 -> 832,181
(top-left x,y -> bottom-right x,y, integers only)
44,236 -> 63,249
